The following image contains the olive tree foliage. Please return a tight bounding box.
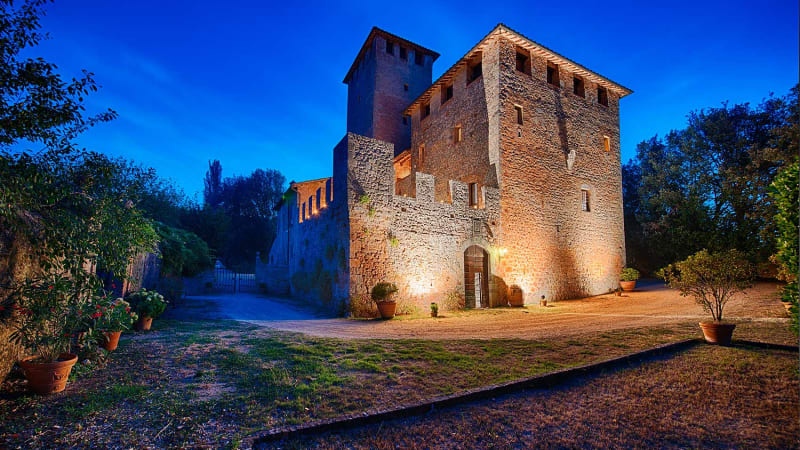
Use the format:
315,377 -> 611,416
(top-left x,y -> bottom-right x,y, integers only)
0,0 -> 158,298
657,249 -> 755,322
769,159 -> 799,332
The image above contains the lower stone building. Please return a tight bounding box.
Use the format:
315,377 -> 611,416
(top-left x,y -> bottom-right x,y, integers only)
259,24 -> 632,315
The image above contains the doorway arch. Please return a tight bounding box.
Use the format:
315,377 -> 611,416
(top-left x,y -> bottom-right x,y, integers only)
464,245 -> 489,308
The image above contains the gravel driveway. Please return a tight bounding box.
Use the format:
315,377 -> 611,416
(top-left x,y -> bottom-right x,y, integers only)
248,281 -> 788,340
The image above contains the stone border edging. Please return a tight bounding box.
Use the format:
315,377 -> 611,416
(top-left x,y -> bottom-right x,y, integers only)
734,340 -> 799,352
247,338 -> 700,446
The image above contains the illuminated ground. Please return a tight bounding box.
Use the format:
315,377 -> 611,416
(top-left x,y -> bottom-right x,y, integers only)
251,281 -> 789,340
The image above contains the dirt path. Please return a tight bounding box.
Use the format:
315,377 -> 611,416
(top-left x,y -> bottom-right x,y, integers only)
248,281 -> 789,340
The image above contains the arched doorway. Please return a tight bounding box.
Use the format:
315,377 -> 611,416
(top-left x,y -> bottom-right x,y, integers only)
464,245 -> 489,308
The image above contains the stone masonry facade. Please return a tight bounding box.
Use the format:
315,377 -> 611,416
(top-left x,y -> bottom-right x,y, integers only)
262,24 -> 632,315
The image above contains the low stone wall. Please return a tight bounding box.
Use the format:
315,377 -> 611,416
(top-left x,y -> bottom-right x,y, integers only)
0,229 -> 36,381
255,263 -> 290,295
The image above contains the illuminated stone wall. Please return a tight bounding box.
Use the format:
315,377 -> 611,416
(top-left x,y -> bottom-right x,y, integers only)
493,38 -> 625,302
343,133 -> 502,314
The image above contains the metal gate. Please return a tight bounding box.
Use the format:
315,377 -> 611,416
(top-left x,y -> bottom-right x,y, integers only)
214,266 -> 258,293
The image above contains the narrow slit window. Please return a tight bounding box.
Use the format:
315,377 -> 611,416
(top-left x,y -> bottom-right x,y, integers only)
386,40 -> 394,55
467,54 -> 482,84
402,115 -> 408,125
573,76 -> 585,97
301,203 -> 306,221
469,183 -> 479,207
603,135 -> 610,152
547,63 -> 559,87
422,103 -> 430,119
418,144 -> 425,167
581,189 -> 591,212
442,84 -> 453,104
399,46 -> 407,60
454,125 -> 462,143
597,86 -> 608,106
514,105 -> 523,125
415,52 -> 424,66
515,49 -> 531,75
309,196 -> 314,214
404,83 -> 409,92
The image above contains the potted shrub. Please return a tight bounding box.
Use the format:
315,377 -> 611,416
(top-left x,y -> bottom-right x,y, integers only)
430,302 -> 439,317
3,274 -> 93,394
371,282 -> 398,319
94,298 -> 138,351
658,249 -> 754,345
127,289 -> 167,331
619,268 -> 640,291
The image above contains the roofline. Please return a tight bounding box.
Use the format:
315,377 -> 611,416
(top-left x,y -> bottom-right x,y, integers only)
404,23 -> 633,115
343,26 -> 440,84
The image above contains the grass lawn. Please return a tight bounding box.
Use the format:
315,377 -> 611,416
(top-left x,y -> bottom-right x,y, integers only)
284,343 -> 799,449
0,319 -> 795,448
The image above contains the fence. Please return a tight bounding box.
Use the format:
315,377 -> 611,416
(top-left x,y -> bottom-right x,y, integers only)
214,266 -> 258,293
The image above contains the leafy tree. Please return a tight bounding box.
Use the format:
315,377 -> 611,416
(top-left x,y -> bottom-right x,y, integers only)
0,0 -> 158,361
203,159 -> 223,209
154,222 -> 212,278
624,86 -> 799,273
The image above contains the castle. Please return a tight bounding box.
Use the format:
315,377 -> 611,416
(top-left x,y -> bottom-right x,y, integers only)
259,24 -> 632,315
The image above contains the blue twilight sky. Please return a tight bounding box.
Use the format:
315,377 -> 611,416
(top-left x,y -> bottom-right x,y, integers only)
25,0 -> 799,198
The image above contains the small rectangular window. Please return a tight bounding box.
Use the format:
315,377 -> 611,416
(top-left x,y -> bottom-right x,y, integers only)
422,103 -> 430,119
603,135 -> 610,152
467,57 -> 482,84
402,115 -> 408,125
514,105 -> 523,125
301,202 -> 306,221
386,40 -> 394,55
404,83 -> 409,92
309,196 -> 314,214
415,52 -> 424,66
581,189 -> 590,212
515,49 -> 530,75
442,84 -> 453,104
597,86 -> 608,106
469,183 -> 479,207
418,144 -> 425,167
399,46 -> 407,60
454,125 -> 462,143
547,63 -> 559,87
573,76 -> 585,97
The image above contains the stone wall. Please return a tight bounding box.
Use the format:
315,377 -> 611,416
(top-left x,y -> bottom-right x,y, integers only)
263,139 -> 350,314
494,37 -> 625,302
408,46 -> 496,202
344,133 -> 502,315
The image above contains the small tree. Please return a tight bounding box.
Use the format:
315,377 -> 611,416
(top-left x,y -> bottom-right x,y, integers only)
658,249 -> 754,322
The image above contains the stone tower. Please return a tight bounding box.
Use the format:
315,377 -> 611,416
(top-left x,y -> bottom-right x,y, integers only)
343,27 -> 439,155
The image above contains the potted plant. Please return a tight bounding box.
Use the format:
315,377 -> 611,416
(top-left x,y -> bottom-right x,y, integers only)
371,282 -> 398,319
127,289 -> 167,331
3,274 -> 94,394
658,249 -> 754,345
614,287 -> 623,297
430,302 -> 439,317
619,268 -> 640,291
539,295 -> 547,307
93,298 -> 138,351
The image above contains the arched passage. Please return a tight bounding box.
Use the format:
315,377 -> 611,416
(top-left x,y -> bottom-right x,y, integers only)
464,245 -> 489,308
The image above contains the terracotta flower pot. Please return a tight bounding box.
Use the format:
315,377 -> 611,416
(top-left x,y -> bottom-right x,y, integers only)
19,353 -> 78,394
102,331 -> 122,351
540,299 -> 547,307
135,316 -> 153,331
699,322 -> 736,345
376,301 -> 396,319
620,281 -> 637,291
508,286 -> 524,307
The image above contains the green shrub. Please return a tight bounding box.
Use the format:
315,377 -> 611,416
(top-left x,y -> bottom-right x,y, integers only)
155,222 -> 213,278
620,268 -> 640,282
768,159 -> 798,333
127,289 -> 168,319
657,249 -> 754,322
